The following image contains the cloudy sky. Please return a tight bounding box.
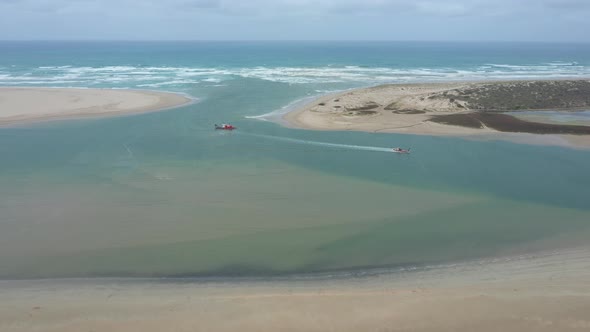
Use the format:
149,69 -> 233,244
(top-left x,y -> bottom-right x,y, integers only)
1,0 -> 589,41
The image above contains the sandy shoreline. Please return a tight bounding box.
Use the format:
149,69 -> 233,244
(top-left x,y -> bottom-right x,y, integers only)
0,87 -> 192,126
1,247 -> 589,332
283,80 -> 590,148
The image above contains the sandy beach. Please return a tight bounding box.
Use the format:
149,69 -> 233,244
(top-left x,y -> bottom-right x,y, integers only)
0,87 -> 191,125
284,80 -> 590,148
1,247 -> 589,332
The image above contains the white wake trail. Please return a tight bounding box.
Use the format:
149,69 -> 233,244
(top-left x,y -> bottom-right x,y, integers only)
243,133 -> 394,153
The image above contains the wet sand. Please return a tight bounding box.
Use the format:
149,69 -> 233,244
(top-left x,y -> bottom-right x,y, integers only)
1,247 -> 589,332
284,80 -> 590,148
0,87 -> 192,125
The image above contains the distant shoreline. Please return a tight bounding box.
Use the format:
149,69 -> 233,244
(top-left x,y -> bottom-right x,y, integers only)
283,79 -> 590,148
0,87 -> 192,126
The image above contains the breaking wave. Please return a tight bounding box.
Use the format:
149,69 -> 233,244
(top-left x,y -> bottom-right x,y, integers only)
0,62 -> 589,88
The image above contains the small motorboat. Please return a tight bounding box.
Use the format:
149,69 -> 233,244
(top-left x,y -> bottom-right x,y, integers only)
215,124 -> 236,130
392,147 -> 410,154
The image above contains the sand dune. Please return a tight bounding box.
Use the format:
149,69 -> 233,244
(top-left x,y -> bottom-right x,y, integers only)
0,87 -> 191,125
284,80 -> 590,148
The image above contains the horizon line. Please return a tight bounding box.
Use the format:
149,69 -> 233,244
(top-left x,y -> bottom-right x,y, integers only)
1,39 -> 589,44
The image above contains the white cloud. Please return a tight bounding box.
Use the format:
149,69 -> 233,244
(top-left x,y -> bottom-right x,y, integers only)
1,0 -> 589,40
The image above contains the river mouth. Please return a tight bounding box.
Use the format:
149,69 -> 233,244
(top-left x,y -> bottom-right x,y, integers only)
2,42 -> 590,280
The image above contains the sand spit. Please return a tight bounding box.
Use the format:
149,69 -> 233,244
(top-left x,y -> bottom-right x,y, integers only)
284,80 -> 590,148
0,87 -> 192,125
1,247 -> 589,332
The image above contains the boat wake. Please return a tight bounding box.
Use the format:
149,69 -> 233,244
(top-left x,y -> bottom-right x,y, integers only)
243,133 -> 395,153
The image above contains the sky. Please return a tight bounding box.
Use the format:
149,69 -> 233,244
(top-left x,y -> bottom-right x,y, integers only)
0,0 -> 589,42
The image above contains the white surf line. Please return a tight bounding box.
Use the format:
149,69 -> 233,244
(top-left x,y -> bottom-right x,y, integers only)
245,88 -> 356,125
245,95 -> 321,123
242,132 -> 395,153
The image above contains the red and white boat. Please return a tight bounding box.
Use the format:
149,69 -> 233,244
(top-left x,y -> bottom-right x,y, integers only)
215,124 -> 236,130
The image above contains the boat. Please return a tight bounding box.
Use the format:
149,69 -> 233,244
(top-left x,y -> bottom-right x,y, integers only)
215,124 -> 236,130
392,147 -> 410,154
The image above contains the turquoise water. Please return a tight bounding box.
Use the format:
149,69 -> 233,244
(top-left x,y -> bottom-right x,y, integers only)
1,41 -> 590,278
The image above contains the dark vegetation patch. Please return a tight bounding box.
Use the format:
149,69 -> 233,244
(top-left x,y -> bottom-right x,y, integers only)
429,113 -> 484,129
357,110 -> 378,115
346,110 -> 378,116
347,102 -> 380,111
429,112 -> 590,134
392,109 -> 426,115
431,80 -> 590,111
384,103 -> 398,110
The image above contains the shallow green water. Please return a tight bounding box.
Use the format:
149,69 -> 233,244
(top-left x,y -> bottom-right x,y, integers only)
1,42 -> 590,278
2,100 -> 590,278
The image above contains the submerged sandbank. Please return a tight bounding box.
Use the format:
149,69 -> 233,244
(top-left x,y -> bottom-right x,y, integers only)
0,87 -> 192,125
1,247 -> 589,332
284,80 -> 590,148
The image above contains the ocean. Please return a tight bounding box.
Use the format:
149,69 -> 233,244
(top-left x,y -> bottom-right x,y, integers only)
1,41 -> 590,278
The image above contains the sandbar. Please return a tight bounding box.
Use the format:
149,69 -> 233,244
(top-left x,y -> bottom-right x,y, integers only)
0,87 -> 192,125
1,247 -> 589,332
284,80 -> 590,148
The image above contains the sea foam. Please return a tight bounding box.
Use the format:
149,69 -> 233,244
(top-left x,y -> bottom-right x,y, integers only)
2,62 -> 589,87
